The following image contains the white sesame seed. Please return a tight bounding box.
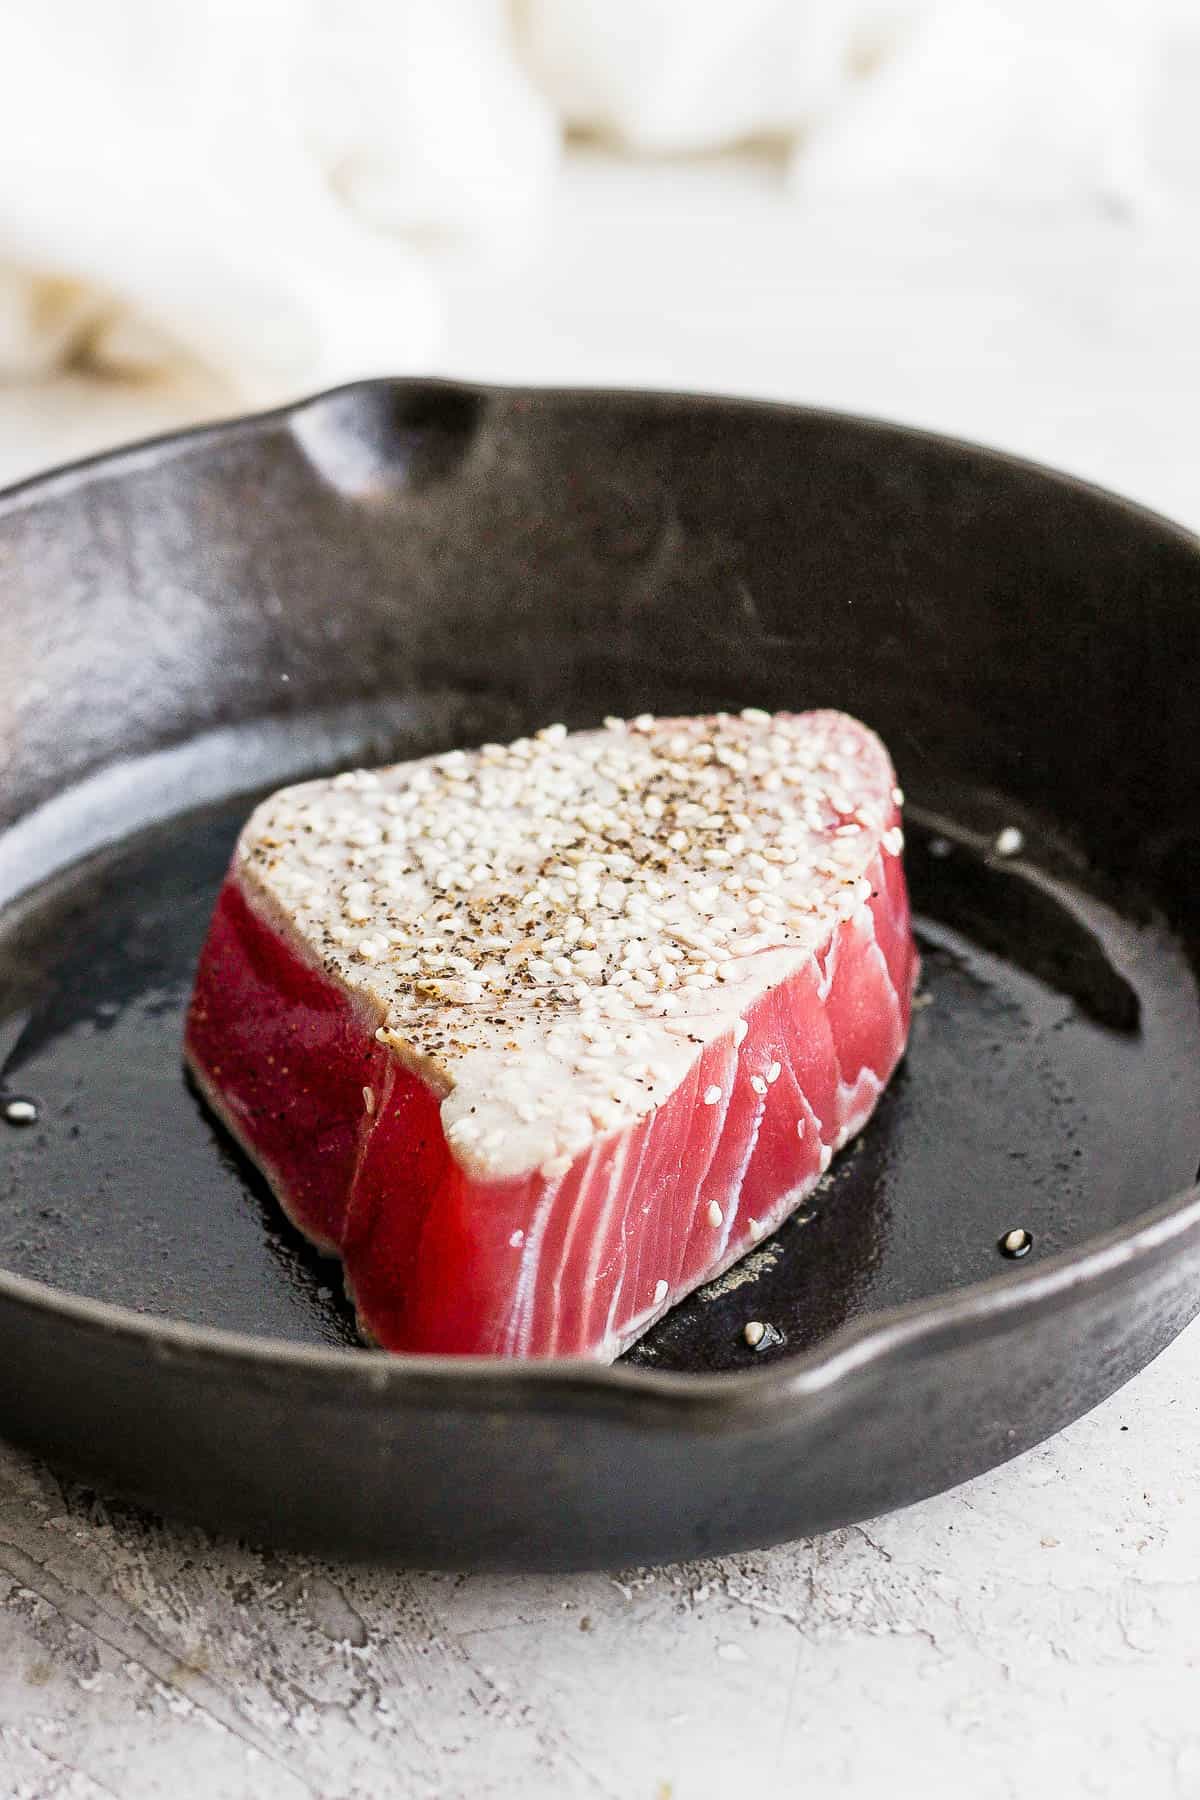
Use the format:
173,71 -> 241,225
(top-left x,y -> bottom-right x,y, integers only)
740,707 -> 771,723
703,1084 -> 722,1105
765,1061 -> 781,1084
362,1085 -> 375,1116
654,1279 -> 669,1305
733,1018 -> 749,1047
995,826 -> 1025,856
707,1200 -> 724,1228
509,1229 -> 525,1247
750,1075 -> 767,1096
743,1320 -> 766,1347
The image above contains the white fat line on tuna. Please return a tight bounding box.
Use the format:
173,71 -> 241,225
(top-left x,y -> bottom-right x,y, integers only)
869,855 -> 911,1059
592,1128 -> 653,1351
619,1058 -> 721,1330
686,1043 -> 740,1265
632,1048 -> 725,1327
827,900 -> 889,1143
861,935 -> 906,1060
503,1166 -> 566,1356
617,1258 -> 679,1345
580,1131 -> 641,1350
610,1144 -> 658,1350
759,1031 -> 832,1177
759,1036 -> 831,1188
715,1050 -> 771,1252
822,930 -> 854,1143
601,1109 -> 664,1352
794,1086 -> 825,1162
602,1240 -> 629,1355
762,1156 -> 831,1238
834,1066 -> 884,1147
543,1135 -> 606,1353
609,1273 -> 675,1356
815,930 -> 841,1002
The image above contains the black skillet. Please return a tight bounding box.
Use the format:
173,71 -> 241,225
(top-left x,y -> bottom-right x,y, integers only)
0,381 -> 1198,1570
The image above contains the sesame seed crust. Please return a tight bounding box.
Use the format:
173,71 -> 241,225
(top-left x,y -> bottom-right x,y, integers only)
235,708 -> 901,1181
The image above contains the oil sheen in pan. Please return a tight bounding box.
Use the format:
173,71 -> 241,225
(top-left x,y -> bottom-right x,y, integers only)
0,781 -> 1197,1373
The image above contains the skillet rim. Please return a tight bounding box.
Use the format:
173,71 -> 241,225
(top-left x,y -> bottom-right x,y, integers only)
1,375 -> 1198,1421
1,373 -> 1199,560
0,1189 -> 1198,1422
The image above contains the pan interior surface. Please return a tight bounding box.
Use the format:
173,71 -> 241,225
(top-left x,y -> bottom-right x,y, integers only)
2,710 -> 1197,1375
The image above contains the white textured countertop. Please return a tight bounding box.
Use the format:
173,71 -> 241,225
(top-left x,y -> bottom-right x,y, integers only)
2,146 -> 1200,1798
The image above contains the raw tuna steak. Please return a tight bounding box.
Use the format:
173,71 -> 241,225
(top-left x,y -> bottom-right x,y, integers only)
185,710 -> 917,1359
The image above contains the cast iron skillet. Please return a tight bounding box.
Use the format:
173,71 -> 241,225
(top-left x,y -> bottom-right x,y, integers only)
0,381 -> 1198,1571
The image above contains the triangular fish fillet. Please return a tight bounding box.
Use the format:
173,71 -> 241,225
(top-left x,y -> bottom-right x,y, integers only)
185,709 -> 917,1358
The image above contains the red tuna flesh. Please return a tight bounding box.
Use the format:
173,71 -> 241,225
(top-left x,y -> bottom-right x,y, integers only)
185,710 -> 917,1359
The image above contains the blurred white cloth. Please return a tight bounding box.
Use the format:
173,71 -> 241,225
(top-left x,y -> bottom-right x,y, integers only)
0,0 -> 556,398
0,0 -> 1180,402
523,0 -> 1158,212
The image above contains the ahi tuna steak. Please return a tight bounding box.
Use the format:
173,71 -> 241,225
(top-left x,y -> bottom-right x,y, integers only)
185,710 -> 917,1359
